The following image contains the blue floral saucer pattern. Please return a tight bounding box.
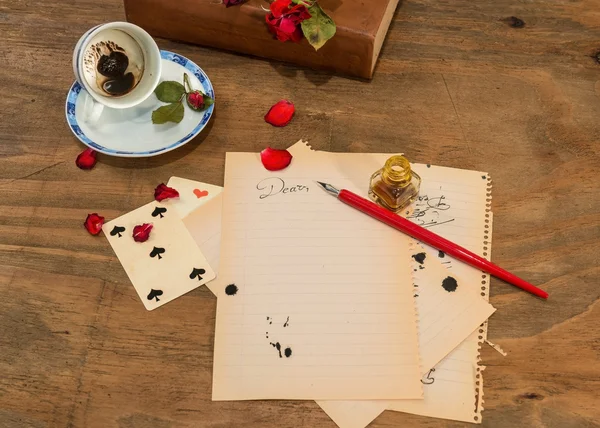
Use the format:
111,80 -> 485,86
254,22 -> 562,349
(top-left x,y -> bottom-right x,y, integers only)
65,50 -> 215,157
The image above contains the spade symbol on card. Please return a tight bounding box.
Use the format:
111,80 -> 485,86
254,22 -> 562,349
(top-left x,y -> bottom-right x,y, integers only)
189,268 -> 206,281
151,207 -> 167,218
110,226 -> 125,237
149,246 -> 165,259
147,289 -> 163,302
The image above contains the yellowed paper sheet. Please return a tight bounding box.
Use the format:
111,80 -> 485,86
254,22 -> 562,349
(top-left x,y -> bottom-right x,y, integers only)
181,143 -> 492,421
387,329 -> 483,423
314,244 -> 495,428
183,191 -> 494,426
289,143 -> 494,426
183,193 -> 223,273
210,148 -> 422,400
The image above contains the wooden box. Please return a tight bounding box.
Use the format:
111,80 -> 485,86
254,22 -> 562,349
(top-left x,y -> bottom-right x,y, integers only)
124,0 -> 400,79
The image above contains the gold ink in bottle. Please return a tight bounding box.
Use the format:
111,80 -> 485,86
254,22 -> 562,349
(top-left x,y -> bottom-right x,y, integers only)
368,155 -> 421,212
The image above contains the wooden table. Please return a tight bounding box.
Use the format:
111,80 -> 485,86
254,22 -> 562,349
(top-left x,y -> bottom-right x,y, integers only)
1,0 -> 599,427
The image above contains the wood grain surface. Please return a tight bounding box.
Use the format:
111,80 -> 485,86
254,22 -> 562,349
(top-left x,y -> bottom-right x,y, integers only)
1,0 -> 599,427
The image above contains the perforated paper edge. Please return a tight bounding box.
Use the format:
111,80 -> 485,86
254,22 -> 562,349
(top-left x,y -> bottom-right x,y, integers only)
474,175 -> 493,424
409,238 -> 425,392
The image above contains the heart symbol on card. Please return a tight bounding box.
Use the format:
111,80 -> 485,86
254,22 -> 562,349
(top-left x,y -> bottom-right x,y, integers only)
193,189 -> 209,199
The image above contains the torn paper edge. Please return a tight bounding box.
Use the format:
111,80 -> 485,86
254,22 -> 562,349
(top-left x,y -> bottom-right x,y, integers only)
484,339 -> 507,356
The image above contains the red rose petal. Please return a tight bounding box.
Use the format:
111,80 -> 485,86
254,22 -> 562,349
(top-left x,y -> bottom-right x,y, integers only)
154,183 -> 180,202
84,213 -> 104,235
260,147 -> 293,171
270,0 -> 292,18
133,223 -> 153,242
264,100 -> 295,127
76,148 -> 97,170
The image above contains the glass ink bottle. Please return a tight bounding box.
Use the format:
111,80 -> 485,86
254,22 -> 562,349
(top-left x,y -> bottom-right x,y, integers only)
368,155 -> 421,212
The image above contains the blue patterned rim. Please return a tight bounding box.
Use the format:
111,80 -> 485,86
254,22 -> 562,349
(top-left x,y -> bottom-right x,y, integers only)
65,50 -> 215,157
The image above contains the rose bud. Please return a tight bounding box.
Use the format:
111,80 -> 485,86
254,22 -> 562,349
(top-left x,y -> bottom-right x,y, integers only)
187,91 -> 205,111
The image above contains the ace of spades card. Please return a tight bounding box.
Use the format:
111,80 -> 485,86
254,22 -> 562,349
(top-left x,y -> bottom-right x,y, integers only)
103,201 -> 216,311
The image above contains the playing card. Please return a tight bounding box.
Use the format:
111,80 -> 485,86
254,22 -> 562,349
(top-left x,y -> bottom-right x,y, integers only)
103,201 -> 216,311
166,176 -> 222,218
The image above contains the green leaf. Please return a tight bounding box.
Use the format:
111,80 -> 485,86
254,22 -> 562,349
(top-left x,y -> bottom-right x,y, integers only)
152,102 -> 185,124
301,3 -> 336,51
204,96 -> 214,107
154,81 -> 186,103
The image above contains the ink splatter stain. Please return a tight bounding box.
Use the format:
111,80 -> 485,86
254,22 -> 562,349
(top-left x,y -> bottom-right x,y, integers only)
481,175 -> 487,180
284,347 -> 292,358
442,276 -> 458,292
267,316 -> 272,325
438,250 -> 445,258
225,284 -> 238,296
283,316 -> 289,327
412,252 -> 426,264
501,16 -> 525,28
270,342 -> 282,358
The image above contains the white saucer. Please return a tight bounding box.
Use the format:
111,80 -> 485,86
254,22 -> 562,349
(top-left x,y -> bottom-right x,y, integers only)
65,50 -> 215,157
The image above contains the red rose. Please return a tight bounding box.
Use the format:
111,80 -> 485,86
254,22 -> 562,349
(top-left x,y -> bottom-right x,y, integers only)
266,0 -> 311,43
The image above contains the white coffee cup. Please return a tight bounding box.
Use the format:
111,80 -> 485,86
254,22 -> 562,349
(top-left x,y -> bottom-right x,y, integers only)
72,22 -> 161,122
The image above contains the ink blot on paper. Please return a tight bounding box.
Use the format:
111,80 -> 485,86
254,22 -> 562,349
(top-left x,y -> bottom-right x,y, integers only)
283,316 -> 289,327
442,276 -> 458,292
225,284 -> 238,296
412,252 -> 426,264
270,342 -> 282,358
284,347 -> 292,358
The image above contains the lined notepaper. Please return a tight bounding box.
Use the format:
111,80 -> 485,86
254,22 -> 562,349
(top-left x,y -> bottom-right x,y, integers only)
210,151 -> 422,400
180,143 -> 494,423
280,143 -> 493,426
315,243 -> 495,428
388,165 -> 493,424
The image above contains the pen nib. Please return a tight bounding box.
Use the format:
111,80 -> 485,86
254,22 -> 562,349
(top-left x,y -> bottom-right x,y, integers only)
316,181 -> 340,197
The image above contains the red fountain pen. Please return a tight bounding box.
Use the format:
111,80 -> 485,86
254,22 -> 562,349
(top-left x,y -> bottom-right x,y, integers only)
316,181 -> 548,299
